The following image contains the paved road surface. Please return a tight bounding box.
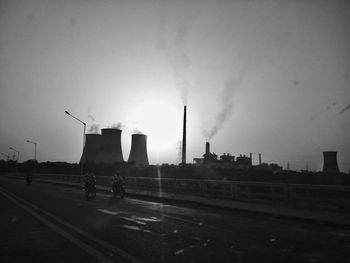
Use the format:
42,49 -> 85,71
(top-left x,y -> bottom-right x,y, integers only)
1,176 -> 349,262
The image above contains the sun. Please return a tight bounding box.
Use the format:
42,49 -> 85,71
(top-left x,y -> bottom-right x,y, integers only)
129,99 -> 182,152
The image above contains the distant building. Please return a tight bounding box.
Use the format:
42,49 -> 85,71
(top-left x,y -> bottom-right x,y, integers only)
193,142 -> 252,170
193,142 -> 284,172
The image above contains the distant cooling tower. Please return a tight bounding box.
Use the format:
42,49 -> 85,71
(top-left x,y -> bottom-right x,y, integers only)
322,151 -> 339,173
95,128 -> 124,163
80,134 -> 101,164
128,134 -> 149,166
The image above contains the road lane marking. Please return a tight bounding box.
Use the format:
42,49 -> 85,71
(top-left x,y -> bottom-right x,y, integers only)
0,187 -> 144,263
3,177 -> 231,234
97,209 -> 119,215
0,189 -> 113,263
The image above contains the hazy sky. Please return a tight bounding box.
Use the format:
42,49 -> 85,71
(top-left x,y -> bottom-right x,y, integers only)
1,0 -> 349,172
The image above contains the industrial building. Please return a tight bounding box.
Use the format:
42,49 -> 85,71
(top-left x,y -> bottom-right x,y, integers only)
193,142 -> 253,169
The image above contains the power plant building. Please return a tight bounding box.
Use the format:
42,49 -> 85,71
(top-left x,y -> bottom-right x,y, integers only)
193,142 -> 253,169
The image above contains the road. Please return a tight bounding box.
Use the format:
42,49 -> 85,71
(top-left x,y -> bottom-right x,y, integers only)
0,176 -> 349,263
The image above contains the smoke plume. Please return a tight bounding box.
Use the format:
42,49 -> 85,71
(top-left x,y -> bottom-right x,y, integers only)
133,128 -> 143,135
88,124 -> 99,134
158,17 -> 192,105
202,80 -> 238,140
339,104 -> 350,114
109,123 -> 123,129
171,23 -> 191,105
87,114 -> 95,122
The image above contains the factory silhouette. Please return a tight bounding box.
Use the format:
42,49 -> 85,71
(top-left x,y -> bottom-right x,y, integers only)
0,105 -> 345,187
79,106 -> 341,174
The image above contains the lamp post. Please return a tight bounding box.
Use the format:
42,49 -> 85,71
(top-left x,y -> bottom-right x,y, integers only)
65,110 -> 86,176
26,140 -> 37,161
9,147 -> 19,175
9,147 -> 20,162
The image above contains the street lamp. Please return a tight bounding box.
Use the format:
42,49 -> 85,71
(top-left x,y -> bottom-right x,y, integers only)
9,147 -> 20,162
65,110 -> 86,175
65,111 -> 86,146
26,140 -> 37,160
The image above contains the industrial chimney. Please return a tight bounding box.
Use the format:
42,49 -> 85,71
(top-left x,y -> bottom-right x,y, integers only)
182,105 -> 187,164
259,153 -> 262,165
322,151 -> 339,173
128,134 -> 149,166
95,128 -> 124,163
80,134 -> 101,164
205,141 -> 210,154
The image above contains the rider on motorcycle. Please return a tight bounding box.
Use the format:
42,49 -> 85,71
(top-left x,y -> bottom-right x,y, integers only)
84,170 -> 96,189
112,172 -> 121,188
112,172 -> 125,197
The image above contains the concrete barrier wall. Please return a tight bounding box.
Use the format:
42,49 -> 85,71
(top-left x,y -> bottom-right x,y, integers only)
15,173 -> 350,212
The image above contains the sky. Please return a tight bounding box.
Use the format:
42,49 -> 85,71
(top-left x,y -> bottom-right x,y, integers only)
0,0 -> 349,172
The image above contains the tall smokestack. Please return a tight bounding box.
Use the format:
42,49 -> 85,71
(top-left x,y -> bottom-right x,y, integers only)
205,141 -> 210,154
182,105 -> 187,164
322,151 -> 339,173
128,134 -> 149,166
259,153 -> 261,165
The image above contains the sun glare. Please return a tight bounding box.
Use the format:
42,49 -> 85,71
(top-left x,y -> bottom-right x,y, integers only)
129,100 -> 182,152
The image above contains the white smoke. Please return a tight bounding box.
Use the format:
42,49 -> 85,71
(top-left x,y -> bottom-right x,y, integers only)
155,2 -> 273,139
169,23 -> 192,105
156,9 -> 194,105
109,122 -> 123,129
87,114 -> 95,122
88,124 -> 99,134
133,128 -> 143,135
202,81 -> 238,141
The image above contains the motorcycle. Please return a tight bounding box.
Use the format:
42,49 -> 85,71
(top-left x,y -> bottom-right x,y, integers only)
84,180 -> 96,198
112,179 -> 125,199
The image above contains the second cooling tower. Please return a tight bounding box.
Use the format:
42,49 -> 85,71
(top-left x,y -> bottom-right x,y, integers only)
95,128 -> 124,163
128,134 -> 149,166
80,134 -> 101,164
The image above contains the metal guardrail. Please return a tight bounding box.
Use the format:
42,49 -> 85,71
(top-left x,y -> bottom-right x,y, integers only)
8,173 -> 350,212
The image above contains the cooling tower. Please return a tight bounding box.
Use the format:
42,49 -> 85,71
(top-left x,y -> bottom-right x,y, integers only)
95,128 -> 124,163
128,134 -> 149,166
322,151 -> 339,173
79,134 -> 101,164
